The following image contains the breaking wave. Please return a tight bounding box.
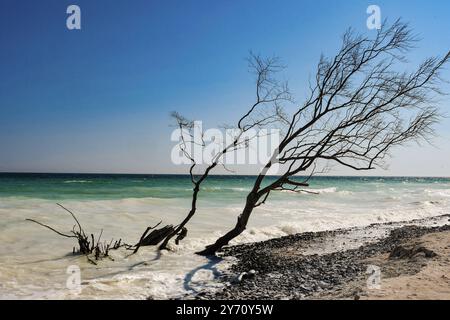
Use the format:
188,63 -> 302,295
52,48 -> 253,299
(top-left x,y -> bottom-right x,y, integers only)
63,180 -> 93,184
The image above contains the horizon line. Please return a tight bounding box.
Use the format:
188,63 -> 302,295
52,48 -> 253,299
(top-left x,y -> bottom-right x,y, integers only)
0,171 -> 449,179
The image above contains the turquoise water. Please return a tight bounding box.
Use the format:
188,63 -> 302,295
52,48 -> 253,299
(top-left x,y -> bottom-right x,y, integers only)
1,173 -> 448,200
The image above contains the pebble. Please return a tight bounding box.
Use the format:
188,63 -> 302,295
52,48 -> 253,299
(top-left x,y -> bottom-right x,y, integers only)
197,221 -> 450,300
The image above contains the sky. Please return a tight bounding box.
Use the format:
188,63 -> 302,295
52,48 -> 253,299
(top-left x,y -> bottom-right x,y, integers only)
0,0 -> 449,176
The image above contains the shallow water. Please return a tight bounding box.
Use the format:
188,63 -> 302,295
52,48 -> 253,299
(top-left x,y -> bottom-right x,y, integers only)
0,174 -> 449,299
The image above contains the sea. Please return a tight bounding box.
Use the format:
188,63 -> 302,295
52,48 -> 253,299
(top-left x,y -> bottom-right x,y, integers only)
0,173 -> 449,299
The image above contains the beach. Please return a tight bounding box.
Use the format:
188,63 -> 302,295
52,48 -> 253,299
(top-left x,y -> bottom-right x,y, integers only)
362,230 -> 450,300
201,214 -> 450,300
0,173 -> 449,299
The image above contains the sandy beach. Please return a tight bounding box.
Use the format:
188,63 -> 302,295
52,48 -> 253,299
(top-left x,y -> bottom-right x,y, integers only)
361,230 -> 450,300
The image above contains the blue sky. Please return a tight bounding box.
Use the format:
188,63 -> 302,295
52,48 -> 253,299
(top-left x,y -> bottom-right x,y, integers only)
0,0 -> 449,176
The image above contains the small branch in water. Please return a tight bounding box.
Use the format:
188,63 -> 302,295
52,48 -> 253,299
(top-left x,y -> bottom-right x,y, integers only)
27,204 -> 177,263
25,219 -> 77,239
26,204 -> 131,263
57,203 -> 84,236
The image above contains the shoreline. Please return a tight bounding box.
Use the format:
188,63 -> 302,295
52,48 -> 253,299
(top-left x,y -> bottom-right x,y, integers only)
193,214 -> 450,300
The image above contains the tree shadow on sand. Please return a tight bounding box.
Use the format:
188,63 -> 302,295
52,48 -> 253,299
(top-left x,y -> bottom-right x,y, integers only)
183,256 -> 224,294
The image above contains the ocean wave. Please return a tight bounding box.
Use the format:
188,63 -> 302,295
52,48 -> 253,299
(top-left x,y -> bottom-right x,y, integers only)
410,200 -> 440,206
424,188 -> 450,198
310,187 -> 337,194
279,187 -> 339,195
232,208 -> 448,244
63,180 -> 93,184
197,186 -> 251,192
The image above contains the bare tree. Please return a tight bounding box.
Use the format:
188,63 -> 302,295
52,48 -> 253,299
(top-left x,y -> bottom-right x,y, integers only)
197,20 -> 449,255
159,53 -> 292,250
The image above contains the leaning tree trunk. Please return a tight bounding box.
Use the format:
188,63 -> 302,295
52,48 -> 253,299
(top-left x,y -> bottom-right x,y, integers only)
196,193 -> 258,256
159,185 -> 200,250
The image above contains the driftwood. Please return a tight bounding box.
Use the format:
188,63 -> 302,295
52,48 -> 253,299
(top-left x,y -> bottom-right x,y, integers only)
175,227 -> 188,245
26,203 -> 127,264
140,225 -> 175,246
133,223 -> 177,253
27,204 -> 187,262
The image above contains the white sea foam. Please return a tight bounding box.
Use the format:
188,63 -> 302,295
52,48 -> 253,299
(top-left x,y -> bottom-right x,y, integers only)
309,187 -> 337,194
63,180 -> 93,184
424,188 -> 450,198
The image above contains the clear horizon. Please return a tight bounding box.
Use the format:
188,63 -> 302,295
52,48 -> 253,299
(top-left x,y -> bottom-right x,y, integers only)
0,171 -> 449,179
1,0 -> 449,176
